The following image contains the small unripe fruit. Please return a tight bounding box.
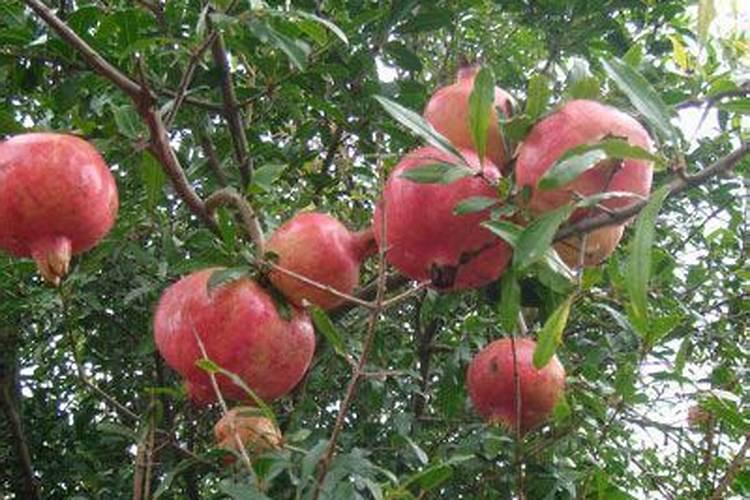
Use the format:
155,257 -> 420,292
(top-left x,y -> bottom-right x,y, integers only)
266,212 -> 375,310
373,146 -> 512,290
0,133 -> 119,285
214,407 -> 282,463
424,65 -> 513,169
154,269 -> 315,404
467,338 -> 565,433
515,100 -> 654,266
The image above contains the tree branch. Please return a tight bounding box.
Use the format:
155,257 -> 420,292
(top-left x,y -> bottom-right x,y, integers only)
709,434 -> 750,500
675,85 -> 750,110
205,187 -> 265,255
554,143 -> 750,242
210,27 -> 253,187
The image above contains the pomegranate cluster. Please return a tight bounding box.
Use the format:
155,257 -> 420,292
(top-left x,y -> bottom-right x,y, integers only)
370,64 -> 654,431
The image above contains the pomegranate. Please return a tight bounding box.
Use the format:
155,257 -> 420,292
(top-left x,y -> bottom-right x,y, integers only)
214,407 -> 282,463
373,146 -> 512,290
0,133 -> 119,285
515,100 -> 654,266
266,212 -> 375,310
424,65 -> 513,169
154,268 -> 315,404
554,225 -> 624,268
467,338 -> 565,433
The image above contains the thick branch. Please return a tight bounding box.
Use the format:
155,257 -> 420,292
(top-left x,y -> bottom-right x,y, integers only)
210,29 -> 252,187
554,143 -> 750,242
24,0 -> 142,99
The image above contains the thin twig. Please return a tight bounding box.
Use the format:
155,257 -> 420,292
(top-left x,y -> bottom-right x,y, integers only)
197,131 -> 230,186
205,187 -> 265,255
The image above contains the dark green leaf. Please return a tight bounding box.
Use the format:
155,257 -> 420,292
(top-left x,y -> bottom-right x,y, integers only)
498,271 -> 520,333
453,196 -> 498,215
252,163 -> 287,192
600,57 -> 678,143
374,95 -> 465,161
717,99 -> 750,114
533,295 -> 573,369
627,185 -> 671,327
207,267 -> 248,291
399,162 -> 473,184
538,149 -> 608,190
246,19 -> 311,71
468,67 -> 496,159
139,151 -> 166,210
525,74 -> 550,120
513,205 -> 574,270
309,305 -> 346,358
482,220 -> 522,248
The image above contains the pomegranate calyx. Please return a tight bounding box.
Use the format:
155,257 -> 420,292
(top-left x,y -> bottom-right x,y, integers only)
350,226 -> 377,260
30,236 -> 72,286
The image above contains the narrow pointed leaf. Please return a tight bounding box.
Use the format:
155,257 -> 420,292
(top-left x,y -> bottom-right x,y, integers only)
482,220 -> 522,247
399,162 -> 473,184
533,294 -> 573,369
309,305 -> 346,358
374,95 -> 465,161
525,74 -> 550,120
626,185 -> 671,326
207,267 -> 249,292
468,67 -> 496,159
454,196 -> 498,215
600,57 -> 677,143
499,270 -> 520,333
513,205 -> 574,270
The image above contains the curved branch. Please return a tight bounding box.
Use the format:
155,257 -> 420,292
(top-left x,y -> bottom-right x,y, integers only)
710,434 -> 750,500
554,142 -> 750,242
205,188 -> 265,255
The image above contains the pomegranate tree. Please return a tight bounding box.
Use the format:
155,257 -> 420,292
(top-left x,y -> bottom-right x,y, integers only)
467,337 -> 565,433
424,65 -> 513,169
153,268 -> 315,404
373,146 -> 512,290
214,407 -> 282,463
266,212 -> 375,310
515,99 -> 654,267
0,133 -> 119,285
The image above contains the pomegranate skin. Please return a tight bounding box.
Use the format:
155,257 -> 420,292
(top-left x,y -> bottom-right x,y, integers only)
266,212 -> 375,310
516,99 -> 653,218
467,338 -> 565,433
0,133 -> 119,285
373,146 -> 512,290
424,65 -> 513,169
154,269 -> 316,404
214,407 -> 282,463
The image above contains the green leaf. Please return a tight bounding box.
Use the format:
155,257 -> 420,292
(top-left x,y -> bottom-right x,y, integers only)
498,271 -> 520,333
626,185 -> 671,327
286,10 -> 349,45
717,99 -> 750,114
674,336 -> 690,374
399,162 -> 473,184
251,163 -> 287,192
538,149 -> 608,190
139,151 -> 166,210
309,305 -> 346,358
533,295 -> 573,369
207,267 -> 248,291
453,196 -> 498,215
600,57 -> 677,143
697,0 -> 716,44
154,458 -> 199,499
513,205 -> 574,270
525,74 -> 550,120
246,19 -> 311,71
668,35 -> 690,71
566,58 -> 599,100
374,95 -> 465,161
111,104 -> 145,139
384,41 -> 422,72
0,108 -> 23,134
538,138 -> 659,191
195,358 -> 219,374
97,422 -> 138,441
468,67 -> 496,160
482,220 -> 522,248
499,114 -> 534,144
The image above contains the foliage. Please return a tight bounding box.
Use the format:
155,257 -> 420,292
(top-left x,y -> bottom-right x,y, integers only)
1,0 -> 749,499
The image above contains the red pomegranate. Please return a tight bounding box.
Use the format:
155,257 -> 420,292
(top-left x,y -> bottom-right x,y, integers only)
214,407 -> 282,463
424,65 -> 513,169
515,99 -> 654,266
266,212 -> 375,310
467,338 -> 565,433
373,146 -> 512,290
554,225 -> 624,268
154,269 -> 315,404
0,133 -> 119,285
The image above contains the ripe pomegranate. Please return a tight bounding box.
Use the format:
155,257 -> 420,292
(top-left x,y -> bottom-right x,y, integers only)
0,133 -> 119,285
373,146 -> 512,290
214,407 -> 282,463
266,212 -> 375,310
515,100 -> 654,266
424,65 -> 513,169
467,338 -> 565,433
154,269 -> 315,404
554,225 -> 624,268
